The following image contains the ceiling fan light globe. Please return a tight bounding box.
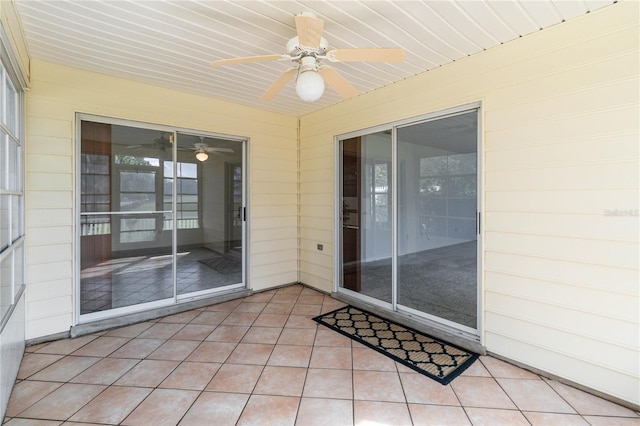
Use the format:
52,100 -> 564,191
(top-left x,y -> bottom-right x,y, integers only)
195,151 -> 208,162
296,70 -> 325,102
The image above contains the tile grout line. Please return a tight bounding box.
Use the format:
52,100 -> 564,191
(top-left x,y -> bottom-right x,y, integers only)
231,289 -> 289,424
9,285 -> 638,425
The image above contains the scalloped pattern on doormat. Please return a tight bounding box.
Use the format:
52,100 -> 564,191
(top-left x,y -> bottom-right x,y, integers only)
313,305 -> 478,385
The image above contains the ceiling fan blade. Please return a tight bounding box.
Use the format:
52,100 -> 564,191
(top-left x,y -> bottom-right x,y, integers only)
205,147 -> 234,153
261,68 -> 297,101
295,14 -> 324,48
319,67 -> 358,100
329,48 -> 405,63
211,54 -> 285,67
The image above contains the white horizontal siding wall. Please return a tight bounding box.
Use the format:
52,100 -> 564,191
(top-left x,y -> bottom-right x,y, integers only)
249,136 -> 299,290
299,2 -> 639,406
299,134 -> 335,289
25,59 -> 298,339
480,3 -> 638,405
25,100 -> 74,336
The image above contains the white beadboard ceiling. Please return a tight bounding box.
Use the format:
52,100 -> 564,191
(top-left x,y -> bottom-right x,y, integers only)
14,0 -> 615,116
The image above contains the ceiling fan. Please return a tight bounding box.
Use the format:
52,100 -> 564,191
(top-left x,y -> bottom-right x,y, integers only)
211,12 -> 405,102
125,133 -> 173,150
191,138 -> 234,162
126,135 -> 233,162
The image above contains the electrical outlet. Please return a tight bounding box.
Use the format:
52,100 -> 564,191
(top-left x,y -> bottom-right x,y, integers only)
317,244 -> 323,251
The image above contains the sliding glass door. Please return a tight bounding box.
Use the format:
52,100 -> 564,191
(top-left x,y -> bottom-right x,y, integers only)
338,107 -> 479,333
174,133 -> 244,297
340,131 -> 393,305
397,111 -> 478,329
79,117 -> 245,320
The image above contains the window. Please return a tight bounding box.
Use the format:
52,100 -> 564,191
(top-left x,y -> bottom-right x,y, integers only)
119,169 -> 158,242
371,162 -> 390,223
120,170 -> 157,212
419,152 -> 477,240
80,153 -> 111,236
0,53 -> 24,324
164,162 -> 199,229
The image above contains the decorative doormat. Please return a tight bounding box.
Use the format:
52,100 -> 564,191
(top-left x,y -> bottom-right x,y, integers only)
313,305 -> 478,385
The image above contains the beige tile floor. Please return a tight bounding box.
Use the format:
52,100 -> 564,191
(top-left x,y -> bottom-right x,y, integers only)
4,284 -> 639,425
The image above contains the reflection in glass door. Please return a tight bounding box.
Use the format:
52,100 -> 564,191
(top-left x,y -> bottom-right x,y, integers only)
340,131 -> 393,305
80,122 -> 174,315
339,108 -> 479,332
174,133 -> 244,298
79,118 -> 245,319
397,111 -> 478,330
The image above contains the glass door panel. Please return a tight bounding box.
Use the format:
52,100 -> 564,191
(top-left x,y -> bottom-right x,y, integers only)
175,133 -> 244,296
79,118 -> 247,320
340,131 -> 393,304
80,121 -> 174,315
397,111 -> 478,329
338,109 -> 479,332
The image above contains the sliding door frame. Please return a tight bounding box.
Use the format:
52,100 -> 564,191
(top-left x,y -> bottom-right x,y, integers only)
335,123 -> 395,310
74,113 -> 249,325
334,102 -> 483,337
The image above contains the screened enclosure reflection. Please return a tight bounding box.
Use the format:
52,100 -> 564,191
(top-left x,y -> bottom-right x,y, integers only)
79,120 -> 244,316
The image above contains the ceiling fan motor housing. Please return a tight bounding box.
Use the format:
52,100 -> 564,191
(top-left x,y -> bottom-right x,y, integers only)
286,36 -> 328,58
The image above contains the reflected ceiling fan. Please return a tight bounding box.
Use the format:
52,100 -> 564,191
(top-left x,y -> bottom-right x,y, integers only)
126,135 -> 233,162
125,133 -> 173,150
211,12 -> 405,102
190,138 -> 234,162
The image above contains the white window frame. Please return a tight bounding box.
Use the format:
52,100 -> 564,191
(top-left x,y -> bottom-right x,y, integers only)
0,33 -> 26,329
